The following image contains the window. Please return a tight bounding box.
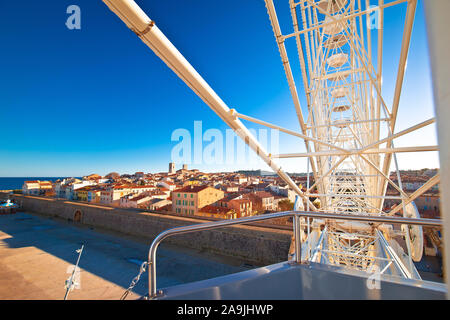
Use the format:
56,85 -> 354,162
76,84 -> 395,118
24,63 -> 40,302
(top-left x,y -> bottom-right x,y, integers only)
178,193 -> 180,197
184,194 -> 187,198
191,194 -> 193,198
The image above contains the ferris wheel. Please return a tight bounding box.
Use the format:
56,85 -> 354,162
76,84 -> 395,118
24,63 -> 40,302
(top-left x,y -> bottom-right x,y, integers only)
102,0 -> 440,280
263,0 -> 439,278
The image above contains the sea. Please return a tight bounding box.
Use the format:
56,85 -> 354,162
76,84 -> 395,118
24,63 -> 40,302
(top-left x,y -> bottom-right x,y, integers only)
0,177 -> 79,191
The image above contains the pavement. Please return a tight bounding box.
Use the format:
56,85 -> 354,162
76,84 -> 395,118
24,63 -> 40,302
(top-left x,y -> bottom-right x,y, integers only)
0,211 -> 248,300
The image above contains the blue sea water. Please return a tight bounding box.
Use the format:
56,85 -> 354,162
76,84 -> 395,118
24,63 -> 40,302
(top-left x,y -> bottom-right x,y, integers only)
0,177 -> 76,190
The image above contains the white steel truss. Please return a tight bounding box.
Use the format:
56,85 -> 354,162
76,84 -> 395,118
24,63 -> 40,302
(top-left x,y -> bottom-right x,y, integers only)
263,0 -> 439,278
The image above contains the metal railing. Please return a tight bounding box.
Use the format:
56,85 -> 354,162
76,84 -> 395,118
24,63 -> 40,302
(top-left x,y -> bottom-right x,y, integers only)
147,211 -> 442,298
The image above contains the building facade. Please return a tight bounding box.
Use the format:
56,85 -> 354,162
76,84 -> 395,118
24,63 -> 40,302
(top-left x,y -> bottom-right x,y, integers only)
172,185 -> 224,215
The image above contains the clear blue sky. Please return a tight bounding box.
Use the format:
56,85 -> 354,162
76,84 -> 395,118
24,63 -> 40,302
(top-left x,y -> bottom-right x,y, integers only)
0,0 -> 439,177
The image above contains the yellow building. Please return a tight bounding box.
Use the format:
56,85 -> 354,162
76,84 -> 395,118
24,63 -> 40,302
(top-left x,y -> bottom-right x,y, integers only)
75,187 -> 89,202
172,185 -> 224,216
22,180 -> 53,196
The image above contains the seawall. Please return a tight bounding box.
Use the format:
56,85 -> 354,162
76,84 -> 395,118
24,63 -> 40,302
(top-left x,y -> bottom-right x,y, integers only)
0,192 -> 292,265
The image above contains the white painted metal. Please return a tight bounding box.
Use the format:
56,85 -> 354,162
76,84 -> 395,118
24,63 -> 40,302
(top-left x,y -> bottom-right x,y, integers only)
423,0 -> 450,298
263,0 -> 440,279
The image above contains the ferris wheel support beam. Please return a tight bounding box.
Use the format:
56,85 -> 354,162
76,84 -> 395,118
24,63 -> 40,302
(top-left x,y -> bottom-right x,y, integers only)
278,117 -> 435,198
306,156 -> 348,194
375,0 -> 384,144
388,173 -> 441,216
289,0 -> 312,105
360,118 -> 435,152
306,0 -> 392,119
305,194 -> 403,200
264,0 -> 324,199
378,0 -> 417,209
264,0 -> 318,172
284,0 -> 407,40
306,117 -> 390,130
273,145 -> 439,158
387,0 -> 418,135
234,111 -> 350,153
366,0 -> 372,77
359,154 -> 409,199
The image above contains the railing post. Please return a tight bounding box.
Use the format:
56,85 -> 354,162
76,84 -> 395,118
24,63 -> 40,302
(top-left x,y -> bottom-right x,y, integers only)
149,256 -> 156,298
294,214 -> 302,263
148,237 -> 162,299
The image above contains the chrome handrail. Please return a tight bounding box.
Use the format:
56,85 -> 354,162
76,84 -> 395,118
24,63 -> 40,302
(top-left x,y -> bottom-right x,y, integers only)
147,211 -> 442,298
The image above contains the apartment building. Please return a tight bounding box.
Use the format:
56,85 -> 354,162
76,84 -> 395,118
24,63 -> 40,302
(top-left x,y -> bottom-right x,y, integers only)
145,198 -> 172,210
100,185 -> 132,206
135,172 -> 145,179
246,191 -> 275,212
227,198 -> 253,218
100,184 -> 156,206
172,185 -> 224,215
22,180 -> 53,195
157,180 -> 177,191
87,188 -> 102,203
66,180 -> 97,200
120,193 -> 152,208
75,187 -> 89,202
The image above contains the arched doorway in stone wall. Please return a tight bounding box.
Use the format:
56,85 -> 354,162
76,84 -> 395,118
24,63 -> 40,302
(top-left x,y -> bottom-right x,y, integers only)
74,210 -> 83,223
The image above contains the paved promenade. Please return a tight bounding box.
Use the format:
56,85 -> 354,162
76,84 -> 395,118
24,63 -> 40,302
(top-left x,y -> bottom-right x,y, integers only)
0,212 -> 247,300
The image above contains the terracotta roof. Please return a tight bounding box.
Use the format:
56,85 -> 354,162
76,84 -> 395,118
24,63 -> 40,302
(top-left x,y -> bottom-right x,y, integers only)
129,194 -> 150,201
230,198 -> 251,203
174,185 -> 210,193
247,191 -> 274,199
157,204 -> 172,211
199,205 -> 233,214
148,190 -> 166,196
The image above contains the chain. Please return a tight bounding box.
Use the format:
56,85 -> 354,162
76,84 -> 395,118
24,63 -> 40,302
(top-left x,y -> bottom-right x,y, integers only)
120,261 -> 148,300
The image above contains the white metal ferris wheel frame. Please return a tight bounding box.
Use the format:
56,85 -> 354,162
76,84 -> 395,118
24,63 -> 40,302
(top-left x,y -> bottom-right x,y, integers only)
262,0 -> 440,277
102,0 -> 441,279
263,0 -> 439,215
